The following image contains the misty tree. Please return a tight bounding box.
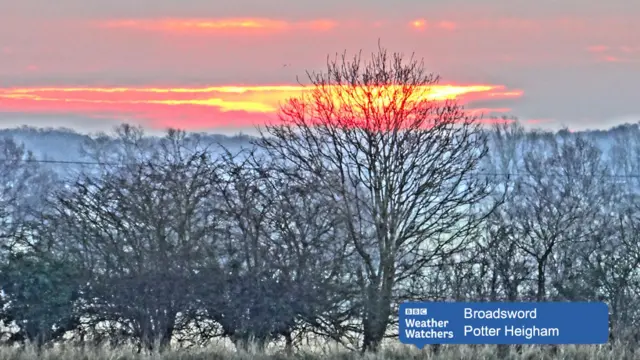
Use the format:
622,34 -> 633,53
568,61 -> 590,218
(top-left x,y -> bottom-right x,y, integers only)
496,130 -> 610,301
0,252 -> 82,346
590,125 -> 640,340
0,137 -> 58,247
255,45 -> 499,352
49,125 -> 223,351
478,121 -> 531,302
201,150 -> 282,350
0,136 -> 76,346
199,149 -> 357,351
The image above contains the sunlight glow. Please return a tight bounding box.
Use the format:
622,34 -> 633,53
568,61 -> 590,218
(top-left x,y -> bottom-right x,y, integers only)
0,84 -> 522,129
97,18 -> 338,33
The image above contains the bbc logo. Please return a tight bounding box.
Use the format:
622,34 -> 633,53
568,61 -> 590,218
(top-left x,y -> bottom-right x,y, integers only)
405,308 -> 427,316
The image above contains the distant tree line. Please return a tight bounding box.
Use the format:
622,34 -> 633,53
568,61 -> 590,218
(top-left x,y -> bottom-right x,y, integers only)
1,47 -> 640,354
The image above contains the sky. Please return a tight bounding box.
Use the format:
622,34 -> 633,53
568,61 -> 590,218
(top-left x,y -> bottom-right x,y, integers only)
0,0 -> 639,134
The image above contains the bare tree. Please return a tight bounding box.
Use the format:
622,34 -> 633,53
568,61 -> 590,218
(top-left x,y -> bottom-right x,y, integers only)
255,45 -> 498,352
200,149 -> 357,351
588,125 -> 640,343
0,136 -> 72,346
49,125 -> 223,351
499,130 -> 610,301
481,121 -> 531,302
0,137 -> 57,248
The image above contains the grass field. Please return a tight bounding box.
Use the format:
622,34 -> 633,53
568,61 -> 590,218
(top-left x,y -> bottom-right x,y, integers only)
0,344 -> 635,360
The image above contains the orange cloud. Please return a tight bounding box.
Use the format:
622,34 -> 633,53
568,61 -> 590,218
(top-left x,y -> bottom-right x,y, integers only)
411,19 -> 428,30
96,18 -> 337,33
0,84 -> 521,129
409,19 -> 457,31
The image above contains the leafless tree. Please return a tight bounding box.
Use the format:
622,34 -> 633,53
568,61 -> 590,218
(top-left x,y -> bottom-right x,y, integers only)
0,136 -> 70,346
0,137 -> 58,249
200,149 -> 358,351
496,130 -> 610,301
587,125 -> 640,343
479,121 -> 531,302
254,45 -> 499,352
49,126 -> 223,351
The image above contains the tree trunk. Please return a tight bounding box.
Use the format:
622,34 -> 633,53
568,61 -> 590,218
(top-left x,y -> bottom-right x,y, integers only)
536,258 -> 548,302
361,271 -> 393,353
362,313 -> 385,353
283,332 -> 293,355
232,333 -> 267,353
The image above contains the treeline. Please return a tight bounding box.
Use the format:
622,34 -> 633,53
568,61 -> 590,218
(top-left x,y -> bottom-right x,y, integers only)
1,48 -> 640,354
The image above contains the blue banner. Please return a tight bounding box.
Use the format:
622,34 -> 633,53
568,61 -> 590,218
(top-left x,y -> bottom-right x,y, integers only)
399,302 -> 608,347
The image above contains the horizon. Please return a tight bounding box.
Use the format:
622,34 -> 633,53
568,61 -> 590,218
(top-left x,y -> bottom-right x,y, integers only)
2,120 -> 638,139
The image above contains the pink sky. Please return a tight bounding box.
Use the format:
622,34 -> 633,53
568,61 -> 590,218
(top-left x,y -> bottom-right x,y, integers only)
0,0 -> 639,132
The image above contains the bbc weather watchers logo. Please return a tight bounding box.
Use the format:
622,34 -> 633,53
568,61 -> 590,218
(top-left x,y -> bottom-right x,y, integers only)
399,302 -> 609,348
405,307 -> 428,316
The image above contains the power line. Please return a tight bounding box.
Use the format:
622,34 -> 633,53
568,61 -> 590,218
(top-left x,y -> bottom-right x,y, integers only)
0,158 -> 119,166
2,157 -> 640,179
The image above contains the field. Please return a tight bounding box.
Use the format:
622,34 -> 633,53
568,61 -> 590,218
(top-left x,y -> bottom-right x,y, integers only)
0,344 -> 635,360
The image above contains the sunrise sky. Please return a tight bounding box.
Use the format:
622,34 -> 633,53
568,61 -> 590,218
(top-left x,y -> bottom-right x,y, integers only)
1,0 -> 638,133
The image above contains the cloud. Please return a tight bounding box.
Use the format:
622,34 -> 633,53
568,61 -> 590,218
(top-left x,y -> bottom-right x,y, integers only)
437,21 -> 458,30
410,19 -> 427,30
465,107 -> 512,116
409,16 -> 580,33
602,55 -> 628,63
620,46 -> 639,53
95,18 -> 338,33
585,44 -> 640,63
524,118 -> 554,125
0,83 -> 522,130
586,45 -> 609,53
409,19 -> 457,31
